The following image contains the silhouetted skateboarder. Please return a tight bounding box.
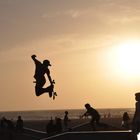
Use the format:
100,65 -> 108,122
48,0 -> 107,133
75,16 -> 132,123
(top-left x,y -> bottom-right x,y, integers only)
82,103 -> 108,130
31,54 -> 57,99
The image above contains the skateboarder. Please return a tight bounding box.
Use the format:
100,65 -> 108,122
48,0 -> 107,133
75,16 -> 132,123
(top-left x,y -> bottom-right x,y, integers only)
31,54 -> 55,98
82,103 -> 107,130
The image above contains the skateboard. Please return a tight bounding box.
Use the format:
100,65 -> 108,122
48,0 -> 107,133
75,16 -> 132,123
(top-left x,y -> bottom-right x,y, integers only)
51,80 -> 57,100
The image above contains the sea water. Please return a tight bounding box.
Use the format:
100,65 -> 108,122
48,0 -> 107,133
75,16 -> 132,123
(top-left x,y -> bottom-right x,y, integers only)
0,108 -> 134,121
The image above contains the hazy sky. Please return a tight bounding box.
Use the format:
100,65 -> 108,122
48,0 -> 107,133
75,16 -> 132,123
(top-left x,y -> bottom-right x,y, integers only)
1,0 -> 140,111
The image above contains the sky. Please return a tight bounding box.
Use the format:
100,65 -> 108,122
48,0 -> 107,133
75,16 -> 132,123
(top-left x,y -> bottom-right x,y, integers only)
1,0 -> 140,111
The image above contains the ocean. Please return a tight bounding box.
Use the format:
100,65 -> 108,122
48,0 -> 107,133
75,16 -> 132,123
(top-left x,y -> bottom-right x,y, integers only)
0,108 -> 135,121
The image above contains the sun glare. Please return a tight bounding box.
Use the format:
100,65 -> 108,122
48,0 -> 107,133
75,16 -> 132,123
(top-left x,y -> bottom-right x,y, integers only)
115,40 -> 140,76
137,133 -> 140,140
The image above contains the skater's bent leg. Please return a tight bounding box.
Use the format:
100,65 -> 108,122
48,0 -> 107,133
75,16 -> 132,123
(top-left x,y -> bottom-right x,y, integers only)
45,85 -> 54,97
35,80 -> 46,96
90,119 -> 96,131
35,86 -> 45,96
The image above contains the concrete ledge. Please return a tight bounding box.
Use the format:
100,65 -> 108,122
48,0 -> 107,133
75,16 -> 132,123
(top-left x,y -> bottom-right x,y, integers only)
23,127 -> 47,139
41,130 -> 135,140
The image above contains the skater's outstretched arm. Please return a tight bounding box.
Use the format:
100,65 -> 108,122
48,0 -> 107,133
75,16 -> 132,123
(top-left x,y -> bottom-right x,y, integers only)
81,111 -> 89,118
31,54 -> 41,64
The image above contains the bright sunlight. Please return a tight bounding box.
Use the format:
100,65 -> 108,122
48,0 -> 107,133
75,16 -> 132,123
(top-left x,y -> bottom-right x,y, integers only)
115,40 -> 140,76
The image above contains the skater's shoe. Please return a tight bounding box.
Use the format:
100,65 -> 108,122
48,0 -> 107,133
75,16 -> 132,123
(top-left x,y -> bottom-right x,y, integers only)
49,91 -> 53,98
53,92 -> 57,100
53,93 -> 55,100
54,92 -> 57,96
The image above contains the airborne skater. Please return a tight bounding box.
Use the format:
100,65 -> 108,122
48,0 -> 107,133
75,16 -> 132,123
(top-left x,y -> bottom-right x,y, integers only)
31,54 -> 57,99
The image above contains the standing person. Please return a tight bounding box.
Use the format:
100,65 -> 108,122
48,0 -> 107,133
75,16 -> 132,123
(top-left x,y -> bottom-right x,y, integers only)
132,92 -> 140,140
63,111 -> 70,129
46,117 -> 55,135
82,103 -> 107,130
55,117 -> 62,133
31,54 -> 55,98
121,112 -> 130,129
16,116 -> 24,132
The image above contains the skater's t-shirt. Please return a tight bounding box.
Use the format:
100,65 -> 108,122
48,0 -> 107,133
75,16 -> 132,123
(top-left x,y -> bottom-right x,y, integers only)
34,59 -> 50,80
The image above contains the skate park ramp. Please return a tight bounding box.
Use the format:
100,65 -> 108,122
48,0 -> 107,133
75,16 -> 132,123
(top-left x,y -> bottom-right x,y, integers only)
41,130 -> 134,140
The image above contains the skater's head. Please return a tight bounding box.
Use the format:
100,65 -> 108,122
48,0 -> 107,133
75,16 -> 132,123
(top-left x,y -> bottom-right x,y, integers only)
135,92 -> 140,101
43,60 -> 51,66
85,103 -> 91,109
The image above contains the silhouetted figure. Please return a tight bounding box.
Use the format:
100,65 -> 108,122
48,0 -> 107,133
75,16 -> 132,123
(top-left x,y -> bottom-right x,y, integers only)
31,54 -> 55,98
121,112 -> 130,129
0,117 -> 7,136
0,117 -> 7,129
82,103 -> 107,130
46,117 -> 55,135
132,93 -> 140,140
16,116 -> 23,132
107,112 -> 111,118
63,111 -> 70,129
55,117 -> 62,133
5,119 -> 14,140
7,120 -> 14,130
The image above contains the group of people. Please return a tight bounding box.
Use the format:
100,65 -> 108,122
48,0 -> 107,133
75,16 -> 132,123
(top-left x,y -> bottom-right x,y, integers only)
0,116 -> 23,132
46,117 -> 62,135
82,93 -> 140,140
0,116 -> 23,139
46,111 -> 71,135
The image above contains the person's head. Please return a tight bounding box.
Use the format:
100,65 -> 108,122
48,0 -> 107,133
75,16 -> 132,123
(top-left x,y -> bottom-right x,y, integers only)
43,60 -> 51,66
135,92 -> 140,101
85,103 -> 91,109
65,111 -> 68,115
123,112 -> 128,116
18,116 -> 21,120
